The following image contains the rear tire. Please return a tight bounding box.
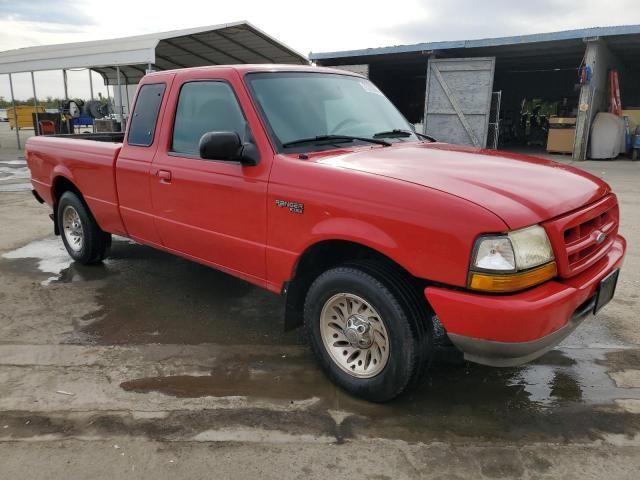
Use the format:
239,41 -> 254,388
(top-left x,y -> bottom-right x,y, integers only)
304,262 -> 433,402
57,191 -> 111,264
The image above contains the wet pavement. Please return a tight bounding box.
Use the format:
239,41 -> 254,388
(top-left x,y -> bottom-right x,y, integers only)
2,236 -> 640,448
0,157 -> 30,192
1,157 -> 639,478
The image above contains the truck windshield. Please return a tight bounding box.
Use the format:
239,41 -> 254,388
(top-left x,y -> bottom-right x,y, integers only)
246,72 -> 419,152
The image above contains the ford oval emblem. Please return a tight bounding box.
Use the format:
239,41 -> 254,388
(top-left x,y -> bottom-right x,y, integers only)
595,231 -> 607,244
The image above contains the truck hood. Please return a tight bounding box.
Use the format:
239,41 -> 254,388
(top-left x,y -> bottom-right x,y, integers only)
314,143 -> 610,229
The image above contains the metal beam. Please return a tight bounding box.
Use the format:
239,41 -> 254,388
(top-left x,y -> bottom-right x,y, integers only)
127,65 -> 147,76
249,27 -> 308,64
213,30 -> 275,63
155,54 -> 189,69
163,38 -> 219,66
8,73 -> 21,150
187,34 -> 246,63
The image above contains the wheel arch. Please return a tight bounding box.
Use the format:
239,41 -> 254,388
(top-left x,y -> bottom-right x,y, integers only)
51,175 -> 86,236
283,238 -> 429,331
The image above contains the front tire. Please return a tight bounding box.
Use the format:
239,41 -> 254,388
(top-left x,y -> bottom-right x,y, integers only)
57,191 -> 111,264
304,263 -> 432,402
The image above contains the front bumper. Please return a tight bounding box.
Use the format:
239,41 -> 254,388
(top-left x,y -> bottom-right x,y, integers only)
425,235 -> 626,367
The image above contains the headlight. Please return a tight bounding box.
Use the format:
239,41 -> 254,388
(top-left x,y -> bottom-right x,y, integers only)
469,225 -> 556,292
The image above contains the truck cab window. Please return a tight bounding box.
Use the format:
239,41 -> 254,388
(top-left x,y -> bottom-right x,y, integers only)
127,83 -> 166,147
172,81 -> 246,156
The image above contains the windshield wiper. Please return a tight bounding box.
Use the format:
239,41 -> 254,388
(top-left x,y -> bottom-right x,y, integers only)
282,135 -> 391,148
373,129 -> 437,142
415,131 -> 437,142
373,129 -> 412,139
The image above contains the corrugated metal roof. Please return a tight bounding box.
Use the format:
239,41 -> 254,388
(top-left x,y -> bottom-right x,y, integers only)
0,21 -> 308,84
310,24 -> 640,61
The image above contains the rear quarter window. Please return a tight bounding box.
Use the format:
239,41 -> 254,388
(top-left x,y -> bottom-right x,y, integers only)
127,83 -> 166,147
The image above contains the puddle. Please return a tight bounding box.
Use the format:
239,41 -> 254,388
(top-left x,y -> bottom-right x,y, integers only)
0,183 -> 31,192
0,166 -> 29,181
76,241 -> 297,346
113,346 -> 640,444
1,237 -> 297,345
0,160 -> 27,165
0,161 -> 31,192
2,238 -> 73,285
121,366 -> 324,401
116,346 -> 640,413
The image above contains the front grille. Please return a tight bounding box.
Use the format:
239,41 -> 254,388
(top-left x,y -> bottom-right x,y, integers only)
544,195 -> 619,278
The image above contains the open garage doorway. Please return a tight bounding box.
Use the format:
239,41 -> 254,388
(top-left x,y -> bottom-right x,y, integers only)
492,55 -> 583,156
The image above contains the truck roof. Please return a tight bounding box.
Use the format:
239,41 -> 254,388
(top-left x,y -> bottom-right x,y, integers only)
144,64 -> 362,79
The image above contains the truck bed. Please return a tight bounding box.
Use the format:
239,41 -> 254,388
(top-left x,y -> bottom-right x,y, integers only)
25,134 -> 125,235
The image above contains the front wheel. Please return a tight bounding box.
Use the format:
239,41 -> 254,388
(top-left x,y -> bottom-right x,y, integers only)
57,191 -> 111,264
304,264 -> 432,402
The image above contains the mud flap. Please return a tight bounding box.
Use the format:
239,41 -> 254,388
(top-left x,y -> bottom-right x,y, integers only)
50,211 -> 60,235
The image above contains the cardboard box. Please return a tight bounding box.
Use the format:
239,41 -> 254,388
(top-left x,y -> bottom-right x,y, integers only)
547,129 -> 576,153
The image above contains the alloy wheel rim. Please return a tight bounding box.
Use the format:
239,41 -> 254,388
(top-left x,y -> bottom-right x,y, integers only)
62,206 -> 84,252
319,293 -> 390,378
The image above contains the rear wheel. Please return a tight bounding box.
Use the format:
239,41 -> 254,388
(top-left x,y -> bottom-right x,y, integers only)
304,263 -> 433,402
57,191 -> 111,264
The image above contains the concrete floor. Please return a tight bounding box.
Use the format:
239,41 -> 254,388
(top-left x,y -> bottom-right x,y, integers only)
0,149 -> 639,478
0,121 -> 35,153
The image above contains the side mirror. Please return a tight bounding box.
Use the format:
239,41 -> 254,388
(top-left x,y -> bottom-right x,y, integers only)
199,131 -> 259,166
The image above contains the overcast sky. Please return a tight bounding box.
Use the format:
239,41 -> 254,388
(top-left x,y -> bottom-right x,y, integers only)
1,0 -> 640,100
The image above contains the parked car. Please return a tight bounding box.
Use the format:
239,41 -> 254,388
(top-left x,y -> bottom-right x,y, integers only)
25,65 -> 626,401
0,108 -> 8,122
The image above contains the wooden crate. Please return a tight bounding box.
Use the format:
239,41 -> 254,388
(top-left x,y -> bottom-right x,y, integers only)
7,106 -> 45,130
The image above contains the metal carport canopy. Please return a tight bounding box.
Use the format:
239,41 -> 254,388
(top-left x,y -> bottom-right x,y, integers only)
0,21 -> 309,84
310,24 -> 640,62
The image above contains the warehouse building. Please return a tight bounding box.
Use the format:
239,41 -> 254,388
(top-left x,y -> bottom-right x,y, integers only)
310,25 -> 640,160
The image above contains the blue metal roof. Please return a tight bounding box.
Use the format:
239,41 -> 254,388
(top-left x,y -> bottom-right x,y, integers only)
310,24 -> 640,61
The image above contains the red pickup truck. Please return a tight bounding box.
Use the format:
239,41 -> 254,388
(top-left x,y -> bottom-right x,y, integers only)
26,65 -> 625,401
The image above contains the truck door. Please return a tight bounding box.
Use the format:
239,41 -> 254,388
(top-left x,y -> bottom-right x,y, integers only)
116,77 -> 174,245
149,71 -> 270,285
423,57 -> 495,147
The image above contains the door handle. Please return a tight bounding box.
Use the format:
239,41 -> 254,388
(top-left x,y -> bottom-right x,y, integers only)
156,169 -> 172,183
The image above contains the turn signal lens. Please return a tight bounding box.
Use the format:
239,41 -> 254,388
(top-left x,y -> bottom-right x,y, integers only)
469,262 -> 558,293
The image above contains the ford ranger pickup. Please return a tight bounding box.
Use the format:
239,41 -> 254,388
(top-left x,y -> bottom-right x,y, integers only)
25,65 -> 626,402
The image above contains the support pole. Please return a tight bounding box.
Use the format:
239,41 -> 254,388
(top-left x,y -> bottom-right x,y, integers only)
8,73 -> 21,150
62,69 -> 70,134
120,69 -> 131,115
116,66 -> 123,130
125,83 -> 130,115
62,69 -> 69,99
88,69 -> 94,100
31,72 -> 40,135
